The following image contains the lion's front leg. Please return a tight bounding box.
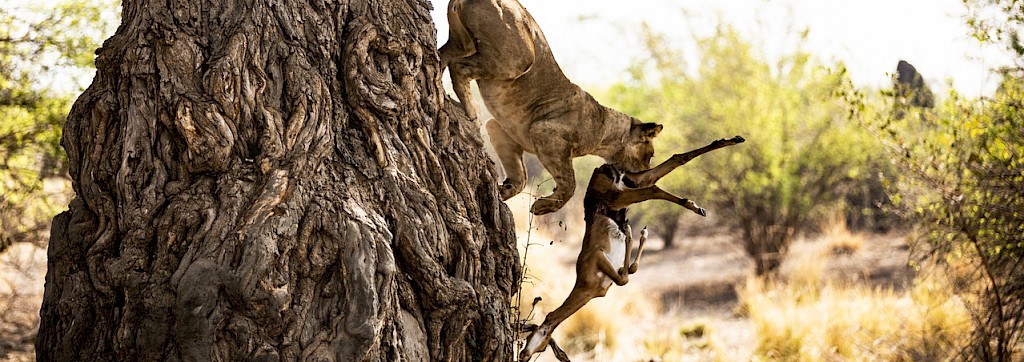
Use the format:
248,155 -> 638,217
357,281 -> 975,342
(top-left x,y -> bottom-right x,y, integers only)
529,137 -> 575,215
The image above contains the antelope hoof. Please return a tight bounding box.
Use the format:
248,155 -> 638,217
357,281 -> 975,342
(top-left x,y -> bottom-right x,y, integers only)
629,262 -> 639,274
683,199 -> 707,217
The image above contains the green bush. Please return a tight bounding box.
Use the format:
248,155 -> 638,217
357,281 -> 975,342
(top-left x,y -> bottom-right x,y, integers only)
0,1 -> 118,251
868,74 -> 1024,360
602,27 -> 886,275
860,2 -> 1024,358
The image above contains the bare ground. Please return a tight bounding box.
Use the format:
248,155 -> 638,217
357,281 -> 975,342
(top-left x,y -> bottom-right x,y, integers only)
0,242 -> 45,362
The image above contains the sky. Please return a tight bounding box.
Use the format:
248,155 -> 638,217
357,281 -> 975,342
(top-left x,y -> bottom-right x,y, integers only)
430,0 -> 1013,97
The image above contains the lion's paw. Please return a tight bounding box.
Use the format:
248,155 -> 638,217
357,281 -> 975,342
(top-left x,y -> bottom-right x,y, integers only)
530,198 -> 564,215
499,181 -> 520,200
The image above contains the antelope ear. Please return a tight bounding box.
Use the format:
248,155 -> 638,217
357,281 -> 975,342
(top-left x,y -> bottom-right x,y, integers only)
637,123 -> 663,140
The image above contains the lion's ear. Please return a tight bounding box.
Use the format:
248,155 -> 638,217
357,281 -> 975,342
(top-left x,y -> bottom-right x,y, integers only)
637,123 -> 663,140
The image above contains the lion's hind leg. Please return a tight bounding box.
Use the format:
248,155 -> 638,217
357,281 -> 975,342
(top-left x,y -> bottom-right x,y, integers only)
486,119 -> 527,200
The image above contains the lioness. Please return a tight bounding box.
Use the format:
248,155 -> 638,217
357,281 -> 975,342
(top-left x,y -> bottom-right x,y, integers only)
438,0 -> 664,215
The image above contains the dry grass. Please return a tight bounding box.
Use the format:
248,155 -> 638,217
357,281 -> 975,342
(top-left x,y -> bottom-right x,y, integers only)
819,209 -> 864,256
740,252 -> 971,361
783,244 -> 828,293
639,319 -> 736,362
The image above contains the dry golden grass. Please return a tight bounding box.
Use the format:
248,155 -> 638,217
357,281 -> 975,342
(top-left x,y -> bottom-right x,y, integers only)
819,209 -> 864,256
740,256 -> 971,361
783,244 -> 828,294
639,318 -> 738,362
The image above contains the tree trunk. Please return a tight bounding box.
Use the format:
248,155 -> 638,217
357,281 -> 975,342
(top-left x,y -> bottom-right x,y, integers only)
659,214 -> 680,249
742,223 -> 794,277
37,0 -> 520,361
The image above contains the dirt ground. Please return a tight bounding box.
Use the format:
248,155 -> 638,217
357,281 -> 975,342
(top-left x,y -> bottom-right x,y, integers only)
0,227 -> 911,362
0,242 -> 46,361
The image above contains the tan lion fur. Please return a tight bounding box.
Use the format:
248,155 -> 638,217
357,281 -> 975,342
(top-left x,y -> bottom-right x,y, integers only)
439,0 -> 664,215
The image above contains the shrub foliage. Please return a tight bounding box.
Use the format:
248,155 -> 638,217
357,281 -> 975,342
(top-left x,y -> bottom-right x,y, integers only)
604,27 -> 885,275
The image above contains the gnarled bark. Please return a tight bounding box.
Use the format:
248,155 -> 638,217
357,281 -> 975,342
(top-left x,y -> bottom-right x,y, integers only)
37,0 -> 520,360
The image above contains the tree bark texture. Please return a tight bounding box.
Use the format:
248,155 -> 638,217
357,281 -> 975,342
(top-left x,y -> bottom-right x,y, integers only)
37,0 -> 520,360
